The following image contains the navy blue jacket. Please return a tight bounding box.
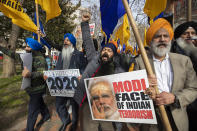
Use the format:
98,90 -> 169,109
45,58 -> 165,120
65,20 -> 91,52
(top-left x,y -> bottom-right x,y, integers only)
55,48 -> 87,74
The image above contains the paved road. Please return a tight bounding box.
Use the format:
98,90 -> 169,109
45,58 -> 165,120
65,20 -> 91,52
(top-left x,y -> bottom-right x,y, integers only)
6,104 -> 129,131
7,104 -> 81,131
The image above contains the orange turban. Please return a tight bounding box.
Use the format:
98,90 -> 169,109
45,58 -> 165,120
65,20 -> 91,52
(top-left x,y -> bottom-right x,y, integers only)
146,18 -> 174,45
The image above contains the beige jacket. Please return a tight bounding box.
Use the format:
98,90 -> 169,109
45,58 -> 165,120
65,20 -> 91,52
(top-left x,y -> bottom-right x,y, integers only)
134,52 -> 197,131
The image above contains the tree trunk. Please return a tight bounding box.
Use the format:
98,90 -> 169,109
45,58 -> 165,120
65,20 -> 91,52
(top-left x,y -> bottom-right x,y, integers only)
1,0 -> 24,78
1,24 -> 20,78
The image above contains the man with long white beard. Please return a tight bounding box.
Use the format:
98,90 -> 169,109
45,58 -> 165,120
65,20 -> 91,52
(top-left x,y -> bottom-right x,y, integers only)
132,18 -> 197,131
171,21 -> 197,73
49,33 -> 87,131
170,21 -> 197,131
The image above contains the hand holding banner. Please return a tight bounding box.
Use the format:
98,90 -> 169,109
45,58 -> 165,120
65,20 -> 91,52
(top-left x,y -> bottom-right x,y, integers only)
20,53 -> 32,90
44,69 -> 80,97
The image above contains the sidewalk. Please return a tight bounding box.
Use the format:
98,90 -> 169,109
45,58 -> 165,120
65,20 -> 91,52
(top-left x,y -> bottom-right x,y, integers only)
6,103 -> 129,131
7,104 -> 79,131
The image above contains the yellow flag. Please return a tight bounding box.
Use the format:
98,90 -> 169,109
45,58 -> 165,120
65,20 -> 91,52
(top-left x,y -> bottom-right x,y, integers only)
144,27 -> 147,47
35,0 -> 62,22
114,14 -> 130,48
125,45 -> 133,54
132,44 -> 138,56
143,0 -> 167,20
125,45 -> 138,56
129,63 -> 134,72
0,0 -> 38,33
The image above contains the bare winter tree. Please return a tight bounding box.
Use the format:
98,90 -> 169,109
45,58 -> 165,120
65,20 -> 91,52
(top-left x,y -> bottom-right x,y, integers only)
76,0 -> 148,50
127,0 -> 148,48
129,0 -> 148,25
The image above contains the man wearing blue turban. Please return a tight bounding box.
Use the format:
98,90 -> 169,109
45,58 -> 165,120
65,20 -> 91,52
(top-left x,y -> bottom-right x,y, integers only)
64,33 -> 77,47
43,33 -> 87,131
25,38 -> 43,51
0,38 -> 50,131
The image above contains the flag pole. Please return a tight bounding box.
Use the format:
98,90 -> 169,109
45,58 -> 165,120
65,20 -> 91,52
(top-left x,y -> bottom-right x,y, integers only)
187,0 -> 192,21
121,0 -> 172,131
35,3 -> 40,43
172,1 -> 174,29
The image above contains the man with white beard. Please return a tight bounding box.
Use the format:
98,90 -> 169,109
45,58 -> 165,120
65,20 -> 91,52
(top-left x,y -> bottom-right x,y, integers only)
45,33 -> 87,131
171,21 -> 197,73
170,21 -> 197,131
132,18 -> 197,131
61,36 -> 75,69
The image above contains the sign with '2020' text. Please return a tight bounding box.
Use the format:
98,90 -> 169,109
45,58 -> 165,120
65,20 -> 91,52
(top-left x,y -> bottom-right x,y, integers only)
44,69 -> 80,97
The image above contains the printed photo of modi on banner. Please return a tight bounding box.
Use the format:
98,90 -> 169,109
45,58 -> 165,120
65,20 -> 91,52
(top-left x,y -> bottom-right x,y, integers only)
84,69 -> 157,124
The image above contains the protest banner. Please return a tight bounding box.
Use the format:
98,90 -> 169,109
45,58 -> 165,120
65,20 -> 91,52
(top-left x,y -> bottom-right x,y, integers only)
51,50 -> 59,67
84,69 -> 157,124
44,69 -> 80,97
20,53 -> 32,90
89,23 -> 95,36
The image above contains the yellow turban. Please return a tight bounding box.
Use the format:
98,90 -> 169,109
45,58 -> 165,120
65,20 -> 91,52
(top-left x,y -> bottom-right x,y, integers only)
146,18 -> 174,45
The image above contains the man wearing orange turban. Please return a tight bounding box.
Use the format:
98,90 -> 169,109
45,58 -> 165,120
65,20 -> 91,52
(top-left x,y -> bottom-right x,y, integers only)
132,18 -> 197,131
146,18 -> 174,45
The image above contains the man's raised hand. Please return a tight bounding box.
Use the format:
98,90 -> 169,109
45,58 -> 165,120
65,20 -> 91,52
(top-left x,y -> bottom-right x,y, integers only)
82,12 -> 91,22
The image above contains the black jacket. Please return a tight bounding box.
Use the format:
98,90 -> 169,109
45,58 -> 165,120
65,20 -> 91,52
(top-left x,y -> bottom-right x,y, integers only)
55,48 -> 87,74
43,37 -> 87,74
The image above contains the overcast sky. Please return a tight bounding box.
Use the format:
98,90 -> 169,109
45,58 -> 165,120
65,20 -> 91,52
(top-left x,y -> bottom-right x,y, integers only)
71,0 -> 99,7
71,0 -> 147,25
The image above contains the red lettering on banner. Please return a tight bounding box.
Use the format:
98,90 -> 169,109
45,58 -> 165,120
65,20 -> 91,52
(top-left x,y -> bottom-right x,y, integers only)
113,81 -> 124,93
118,110 -> 153,119
141,79 -> 147,90
132,80 -> 141,91
113,79 -> 147,93
124,80 -> 132,92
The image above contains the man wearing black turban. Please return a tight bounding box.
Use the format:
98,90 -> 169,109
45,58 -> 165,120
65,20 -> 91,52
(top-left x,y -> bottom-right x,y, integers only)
174,21 -> 197,46
171,21 -> 197,131
171,21 -> 197,72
